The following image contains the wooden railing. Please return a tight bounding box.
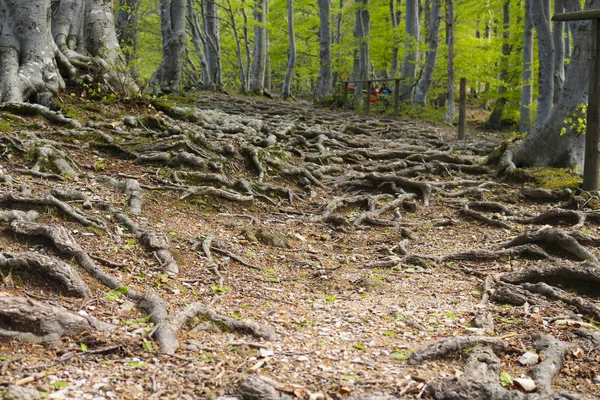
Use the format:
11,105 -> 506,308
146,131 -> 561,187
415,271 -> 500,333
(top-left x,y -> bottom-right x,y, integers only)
342,78 -> 402,116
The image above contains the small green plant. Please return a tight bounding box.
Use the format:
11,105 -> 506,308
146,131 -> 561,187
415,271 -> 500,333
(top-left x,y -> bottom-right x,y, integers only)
500,371 -> 513,387
79,343 -> 88,352
141,341 -> 154,352
325,295 -> 336,302
51,382 -> 69,389
391,349 -> 409,360
353,343 -> 365,351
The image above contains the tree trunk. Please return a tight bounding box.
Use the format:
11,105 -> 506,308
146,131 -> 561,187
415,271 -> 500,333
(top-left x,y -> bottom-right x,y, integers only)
0,0 -> 136,105
117,0 -> 141,76
224,0 -> 248,93
444,0 -> 455,123
317,0 -> 333,100
399,0 -> 420,102
150,0 -> 187,94
187,0 -> 210,87
332,0 -> 344,85
500,0 -> 596,172
250,0 -> 268,94
204,0 -> 223,90
390,0 -> 402,78
353,0 -> 370,106
553,0 -> 565,102
485,0 -> 510,129
414,0 -> 442,107
282,0 -> 296,98
530,0 -> 554,127
520,0 -> 534,134
242,0 -> 252,93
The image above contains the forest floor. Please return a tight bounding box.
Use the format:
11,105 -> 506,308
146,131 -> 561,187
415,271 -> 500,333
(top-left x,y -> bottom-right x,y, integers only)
0,92 -> 599,400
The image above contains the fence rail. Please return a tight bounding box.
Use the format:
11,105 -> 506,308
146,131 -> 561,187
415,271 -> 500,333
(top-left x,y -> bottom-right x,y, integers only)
342,79 -> 402,116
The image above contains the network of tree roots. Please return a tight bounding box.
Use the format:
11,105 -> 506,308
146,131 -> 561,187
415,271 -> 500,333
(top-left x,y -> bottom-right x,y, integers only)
0,93 -> 599,399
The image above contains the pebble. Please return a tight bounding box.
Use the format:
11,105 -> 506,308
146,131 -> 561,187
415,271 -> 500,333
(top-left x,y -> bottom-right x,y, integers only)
514,377 -> 536,392
519,351 -> 539,366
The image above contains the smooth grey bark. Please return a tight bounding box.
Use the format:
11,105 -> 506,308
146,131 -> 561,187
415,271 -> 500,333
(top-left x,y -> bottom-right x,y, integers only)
0,0 -> 136,105
282,0 -> 296,98
224,0 -> 248,93
117,0 -> 140,72
444,0 -> 455,123
332,0 -> 344,85
530,0 -> 554,127
204,0 -> 223,90
390,0 -> 402,78
399,0 -> 420,102
353,0 -> 370,106
250,0 -> 268,94
187,0 -> 210,87
500,0 -> 597,172
553,0 -> 565,101
485,0 -> 510,129
520,0 -> 534,134
242,0 -> 252,93
150,0 -> 187,94
414,0 -> 441,106
317,0 -> 333,100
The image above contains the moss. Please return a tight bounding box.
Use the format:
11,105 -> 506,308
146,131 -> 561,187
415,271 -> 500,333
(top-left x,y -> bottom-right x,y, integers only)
61,106 -> 83,121
526,167 -> 582,190
138,115 -> 167,130
0,119 -> 13,133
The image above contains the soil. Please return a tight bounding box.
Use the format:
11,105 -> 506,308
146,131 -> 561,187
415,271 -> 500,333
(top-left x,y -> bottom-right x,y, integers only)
0,93 -> 598,400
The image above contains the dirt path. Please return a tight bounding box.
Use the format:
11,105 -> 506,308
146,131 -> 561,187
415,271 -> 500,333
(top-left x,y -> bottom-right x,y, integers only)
0,94 -> 598,399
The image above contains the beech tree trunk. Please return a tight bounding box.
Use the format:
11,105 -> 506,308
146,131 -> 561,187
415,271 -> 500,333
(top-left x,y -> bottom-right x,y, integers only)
530,0 -> 554,127
400,0 -> 420,102
353,0 -> 370,106
414,0 -> 441,106
485,0 -> 511,129
500,0 -> 598,172
0,0 -> 136,105
444,0 -> 455,123
150,0 -> 187,94
520,0 -> 534,134
188,0 -> 210,87
317,0 -> 333,100
390,0 -> 402,78
204,0 -> 223,90
282,0 -> 296,98
117,0 -> 141,73
250,0 -> 268,94
553,0 -> 565,101
224,0 -> 248,93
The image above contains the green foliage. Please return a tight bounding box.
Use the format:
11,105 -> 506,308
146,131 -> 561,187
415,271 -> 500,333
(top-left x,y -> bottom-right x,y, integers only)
561,104 -> 588,136
500,371 -> 513,387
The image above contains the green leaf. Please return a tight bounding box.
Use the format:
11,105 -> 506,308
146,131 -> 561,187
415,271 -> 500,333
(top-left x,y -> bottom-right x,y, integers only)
106,290 -> 120,302
392,351 -> 409,360
141,341 -> 154,352
51,382 -> 69,389
324,295 -> 336,302
126,361 -> 145,368
79,343 -> 88,352
353,344 -> 365,351
500,371 -> 513,387
382,331 -> 395,337
137,314 -> 153,323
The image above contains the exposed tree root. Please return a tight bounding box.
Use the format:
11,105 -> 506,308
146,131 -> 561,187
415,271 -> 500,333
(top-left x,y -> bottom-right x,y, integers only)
407,336 -> 508,365
237,375 -> 293,399
425,335 -> 575,400
0,103 -> 81,128
503,227 -> 598,263
9,221 -> 274,354
0,252 -> 91,298
0,296 -> 114,346
514,209 -> 586,229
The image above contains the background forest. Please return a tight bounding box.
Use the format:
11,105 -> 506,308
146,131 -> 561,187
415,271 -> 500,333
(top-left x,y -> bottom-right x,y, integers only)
122,0 -> 542,129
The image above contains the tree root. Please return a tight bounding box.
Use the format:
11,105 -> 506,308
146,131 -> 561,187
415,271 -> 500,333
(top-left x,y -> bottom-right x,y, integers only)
9,221 -> 273,354
426,335 -> 574,400
237,375 -> 293,399
0,192 -> 106,230
0,103 -> 81,128
140,232 -> 179,275
0,296 -> 114,346
503,227 -> 598,263
513,209 -> 586,229
461,206 -> 511,229
0,252 -> 91,298
519,282 -> 600,321
441,244 -> 551,262
407,336 -> 508,365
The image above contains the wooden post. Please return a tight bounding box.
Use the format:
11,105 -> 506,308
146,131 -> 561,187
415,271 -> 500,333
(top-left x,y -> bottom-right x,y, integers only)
365,80 -> 372,115
584,19 -> 600,190
458,78 -> 467,140
394,78 -> 400,117
554,11 -> 600,190
343,81 -> 349,109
